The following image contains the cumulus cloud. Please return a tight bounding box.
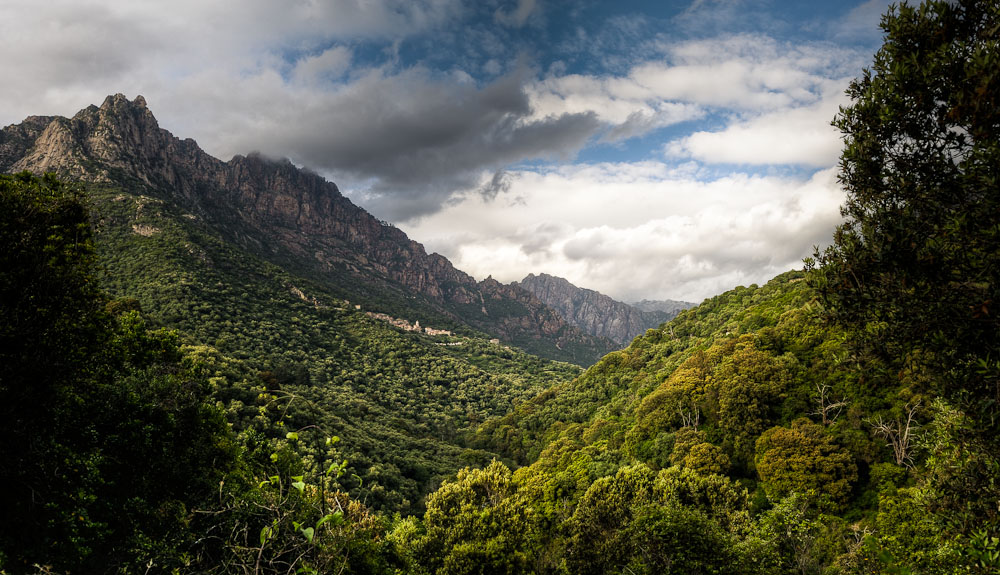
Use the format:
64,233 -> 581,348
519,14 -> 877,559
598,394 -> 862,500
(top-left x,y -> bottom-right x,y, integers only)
291,47 -> 353,86
666,89 -> 849,166
479,170 -> 513,201
526,33 -> 864,149
400,163 -> 845,302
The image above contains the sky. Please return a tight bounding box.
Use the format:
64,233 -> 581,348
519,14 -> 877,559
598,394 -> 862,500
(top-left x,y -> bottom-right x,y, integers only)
0,0 -> 893,303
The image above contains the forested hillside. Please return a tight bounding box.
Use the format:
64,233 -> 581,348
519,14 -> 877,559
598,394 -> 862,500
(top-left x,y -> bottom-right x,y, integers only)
92,179 -> 584,514
1,1 -> 998,574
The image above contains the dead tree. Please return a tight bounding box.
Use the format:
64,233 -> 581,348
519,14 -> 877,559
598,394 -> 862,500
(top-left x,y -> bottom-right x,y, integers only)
866,401 -> 921,469
677,400 -> 700,429
811,382 -> 847,426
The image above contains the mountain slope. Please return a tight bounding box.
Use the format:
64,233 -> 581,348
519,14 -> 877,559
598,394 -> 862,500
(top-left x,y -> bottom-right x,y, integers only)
0,94 -> 615,365
0,95 -> 599,511
475,271 -> 820,463
515,273 -> 694,345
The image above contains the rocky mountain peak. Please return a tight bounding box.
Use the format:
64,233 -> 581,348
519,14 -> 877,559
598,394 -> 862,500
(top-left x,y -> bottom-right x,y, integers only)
0,93 -> 189,187
516,273 -> 692,346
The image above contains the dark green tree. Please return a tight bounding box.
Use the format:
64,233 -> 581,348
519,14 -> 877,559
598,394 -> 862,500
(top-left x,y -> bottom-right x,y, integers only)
0,173 -> 109,568
0,173 -> 238,572
808,0 -> 1000,567
808,0 -> 999,426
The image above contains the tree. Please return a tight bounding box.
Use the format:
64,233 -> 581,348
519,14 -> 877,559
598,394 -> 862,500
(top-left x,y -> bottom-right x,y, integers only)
807,0 -> 1000,558
808,0 -> 1000,428
755,419 -> 857,510
0,173 -> 239,572
566,465 -> 759,575
414,460 -> 539,575
711,336 -> 794,471
810,382 -> 847,426
865,401 -> 921,469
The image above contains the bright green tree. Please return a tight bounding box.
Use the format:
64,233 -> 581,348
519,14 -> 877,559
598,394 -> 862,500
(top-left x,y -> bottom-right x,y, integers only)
566,465 -> 761,574
414,460 -> 539,575
755,419 -> 857,510
710,336 -> 794,471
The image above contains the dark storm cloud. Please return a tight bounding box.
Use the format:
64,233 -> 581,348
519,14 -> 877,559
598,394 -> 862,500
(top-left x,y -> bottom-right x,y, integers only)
239,68 -> 602,221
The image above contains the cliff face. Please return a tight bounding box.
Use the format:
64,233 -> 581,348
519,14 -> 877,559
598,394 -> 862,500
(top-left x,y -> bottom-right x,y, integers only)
1,94 -> 615,364
515,273 -> 693,346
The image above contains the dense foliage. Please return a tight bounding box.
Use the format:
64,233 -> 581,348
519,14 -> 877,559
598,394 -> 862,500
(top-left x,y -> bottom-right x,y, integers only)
88,184 -> 579,514
0,174 -> 238,571
807,0 -> 1000,568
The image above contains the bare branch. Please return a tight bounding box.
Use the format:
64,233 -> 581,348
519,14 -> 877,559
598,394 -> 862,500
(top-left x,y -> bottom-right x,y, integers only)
866,401 -> 921,468
811,382 -> 848,426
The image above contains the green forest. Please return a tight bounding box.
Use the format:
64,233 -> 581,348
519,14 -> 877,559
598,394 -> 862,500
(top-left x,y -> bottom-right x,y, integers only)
1,1 -> 998,573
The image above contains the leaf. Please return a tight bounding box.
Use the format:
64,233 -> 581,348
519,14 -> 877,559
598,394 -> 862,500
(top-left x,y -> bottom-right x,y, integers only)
292,480 -> 306,492
326,459 -> 350,477
260,526 -> 272,546
286,431 -> 299,441
315,512 -> 343,529
301,526 -> 314,543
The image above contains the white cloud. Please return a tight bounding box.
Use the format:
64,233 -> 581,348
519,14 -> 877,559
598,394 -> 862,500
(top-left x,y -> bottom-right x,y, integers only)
667,88 -> 849,166
291,47 -> 353,86
526,33 -> 863,147
400,163 -> 845,303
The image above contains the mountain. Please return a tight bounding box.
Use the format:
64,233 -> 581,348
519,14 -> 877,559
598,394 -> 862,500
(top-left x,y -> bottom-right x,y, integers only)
0,94 -> 605,513
515,273 -> 694,345
0,94 -> 615,365
630,298 -> 696,316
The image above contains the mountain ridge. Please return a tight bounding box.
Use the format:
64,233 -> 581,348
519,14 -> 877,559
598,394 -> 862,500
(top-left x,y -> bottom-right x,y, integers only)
515,272 -> 695,345
0,93 -> 616,364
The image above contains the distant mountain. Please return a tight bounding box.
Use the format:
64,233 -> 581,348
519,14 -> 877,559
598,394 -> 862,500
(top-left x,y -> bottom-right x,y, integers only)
0,94 -> 615,365
515,273 -> 694,345
630,298 -> 696,316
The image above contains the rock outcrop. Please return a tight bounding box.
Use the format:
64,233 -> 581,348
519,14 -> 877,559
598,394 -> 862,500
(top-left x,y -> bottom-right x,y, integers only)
515,273 -> 694,346
1,94 -> 616,365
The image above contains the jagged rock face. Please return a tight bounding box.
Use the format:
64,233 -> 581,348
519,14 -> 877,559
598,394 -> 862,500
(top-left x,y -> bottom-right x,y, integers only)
0,94 -> 614,364
516,273 -> 692,345
0,94 -> 475,300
